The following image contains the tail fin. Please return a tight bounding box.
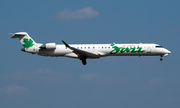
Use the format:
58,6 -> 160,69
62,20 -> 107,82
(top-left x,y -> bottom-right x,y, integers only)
11,32 -> 37,49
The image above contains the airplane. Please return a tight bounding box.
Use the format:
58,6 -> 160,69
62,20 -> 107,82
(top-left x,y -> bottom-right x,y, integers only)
11,32 -> 171,65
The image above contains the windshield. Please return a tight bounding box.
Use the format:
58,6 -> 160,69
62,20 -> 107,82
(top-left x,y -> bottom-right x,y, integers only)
156,46 -> 163,48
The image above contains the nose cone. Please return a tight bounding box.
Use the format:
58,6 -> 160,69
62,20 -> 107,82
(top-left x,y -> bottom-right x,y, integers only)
164,49 -> 171,54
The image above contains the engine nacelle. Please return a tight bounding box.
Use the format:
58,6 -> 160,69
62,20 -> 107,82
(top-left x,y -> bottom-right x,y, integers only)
40,43 -> 56,50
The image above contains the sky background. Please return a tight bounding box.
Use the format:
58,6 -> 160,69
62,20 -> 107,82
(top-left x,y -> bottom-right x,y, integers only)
0,0 -> 180,108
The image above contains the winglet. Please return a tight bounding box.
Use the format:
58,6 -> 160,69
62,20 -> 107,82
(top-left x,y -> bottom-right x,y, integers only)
62,40 -> 70,47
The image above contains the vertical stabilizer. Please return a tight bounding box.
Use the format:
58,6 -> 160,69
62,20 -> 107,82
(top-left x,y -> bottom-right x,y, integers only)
11,32 -> 36,49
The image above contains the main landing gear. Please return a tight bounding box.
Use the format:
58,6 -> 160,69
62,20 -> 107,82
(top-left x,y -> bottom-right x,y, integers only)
80,55 -> 87,65
160,55 -> 163,61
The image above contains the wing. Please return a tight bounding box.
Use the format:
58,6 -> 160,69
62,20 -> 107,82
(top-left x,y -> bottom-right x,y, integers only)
62,40 -> 99,58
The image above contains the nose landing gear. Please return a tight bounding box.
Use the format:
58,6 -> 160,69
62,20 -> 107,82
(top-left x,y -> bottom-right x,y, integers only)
160,55 -> 163,61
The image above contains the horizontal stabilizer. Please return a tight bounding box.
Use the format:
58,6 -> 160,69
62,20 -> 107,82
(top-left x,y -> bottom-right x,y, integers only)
11,32 -> 28,38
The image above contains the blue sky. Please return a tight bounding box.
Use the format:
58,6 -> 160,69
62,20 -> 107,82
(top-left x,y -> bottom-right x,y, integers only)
0,0 -> 180,108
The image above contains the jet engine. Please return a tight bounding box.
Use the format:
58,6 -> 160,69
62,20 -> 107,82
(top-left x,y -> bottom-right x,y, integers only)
40,43 -> 56,50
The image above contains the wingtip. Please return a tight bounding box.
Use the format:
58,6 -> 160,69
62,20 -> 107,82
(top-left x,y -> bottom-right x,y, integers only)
62,40 -> 70,47
62,40 -> 65,44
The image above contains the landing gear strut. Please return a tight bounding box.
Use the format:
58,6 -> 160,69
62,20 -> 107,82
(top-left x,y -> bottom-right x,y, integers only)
160,55 -> 163,61
80,55 -> 87,65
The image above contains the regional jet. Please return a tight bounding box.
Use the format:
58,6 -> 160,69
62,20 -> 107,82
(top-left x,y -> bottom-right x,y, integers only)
11,32 -> 171,65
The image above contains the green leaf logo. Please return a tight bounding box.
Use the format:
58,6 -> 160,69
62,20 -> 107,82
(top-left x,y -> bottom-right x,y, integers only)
22,38 -> 34,49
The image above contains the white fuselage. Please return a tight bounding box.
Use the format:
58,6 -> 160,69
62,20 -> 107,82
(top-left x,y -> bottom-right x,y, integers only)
26,43 -> 171,58
12,32 -> 171,65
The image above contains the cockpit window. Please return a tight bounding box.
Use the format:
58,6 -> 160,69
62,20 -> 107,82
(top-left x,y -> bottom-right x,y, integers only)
156,46 -> 163,48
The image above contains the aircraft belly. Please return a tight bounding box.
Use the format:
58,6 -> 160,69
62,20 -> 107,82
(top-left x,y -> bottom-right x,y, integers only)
108,52 -> 162,56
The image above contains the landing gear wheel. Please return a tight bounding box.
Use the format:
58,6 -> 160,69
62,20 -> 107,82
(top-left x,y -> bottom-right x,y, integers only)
80,55 -> 87,65
160,58 -> 163,61
82,59 -> 87,65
